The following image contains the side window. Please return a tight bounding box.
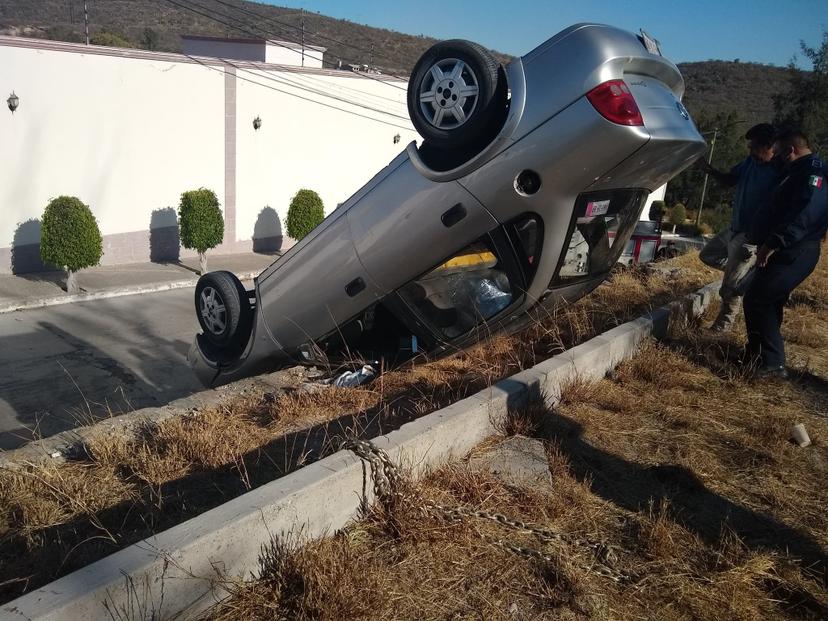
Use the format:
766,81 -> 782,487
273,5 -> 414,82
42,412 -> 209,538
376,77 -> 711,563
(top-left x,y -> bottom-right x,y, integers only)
398,238 -> 514,339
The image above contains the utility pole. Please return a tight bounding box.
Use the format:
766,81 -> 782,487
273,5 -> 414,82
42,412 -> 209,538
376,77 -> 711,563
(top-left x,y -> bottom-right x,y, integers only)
69,0 -> 74,24
300,8 -> 305,67
83,0 -> 89,45
370,43 -> 374,71
696,128 -> 718,227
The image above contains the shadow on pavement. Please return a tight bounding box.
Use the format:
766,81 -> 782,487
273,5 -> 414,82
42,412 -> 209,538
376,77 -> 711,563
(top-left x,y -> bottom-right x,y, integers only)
0,297 -> 202,449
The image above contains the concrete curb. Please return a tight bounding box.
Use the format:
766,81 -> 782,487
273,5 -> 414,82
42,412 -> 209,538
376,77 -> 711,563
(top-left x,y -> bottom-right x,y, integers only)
1,282 -> 718,620
0,271 -> 261,314
0,365 -> 312,470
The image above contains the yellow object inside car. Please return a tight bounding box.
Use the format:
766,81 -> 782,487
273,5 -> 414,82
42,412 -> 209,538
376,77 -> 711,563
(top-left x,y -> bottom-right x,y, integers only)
435,249 -> 497,272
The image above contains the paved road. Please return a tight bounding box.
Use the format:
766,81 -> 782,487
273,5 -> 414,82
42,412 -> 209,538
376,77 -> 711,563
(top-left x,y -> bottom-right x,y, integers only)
0,288 -> 206,449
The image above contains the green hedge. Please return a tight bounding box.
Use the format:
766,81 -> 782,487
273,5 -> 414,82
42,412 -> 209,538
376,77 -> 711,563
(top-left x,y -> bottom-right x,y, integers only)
285,189 -> 325,241
178,188 -> 224,253
669,203 -> 687,226
40,196 -> 103,271
648,199 -> 666,221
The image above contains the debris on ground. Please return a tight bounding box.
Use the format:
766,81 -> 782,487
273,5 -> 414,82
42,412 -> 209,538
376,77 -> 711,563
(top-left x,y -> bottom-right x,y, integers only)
327,364 -> 377,388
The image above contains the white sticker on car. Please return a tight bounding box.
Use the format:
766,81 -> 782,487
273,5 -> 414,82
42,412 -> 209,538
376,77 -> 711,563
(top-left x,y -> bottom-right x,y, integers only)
586,200 -> 610,217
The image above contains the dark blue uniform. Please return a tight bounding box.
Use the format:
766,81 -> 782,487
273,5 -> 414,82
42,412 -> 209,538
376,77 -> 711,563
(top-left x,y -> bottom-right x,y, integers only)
745,154 -> 828,369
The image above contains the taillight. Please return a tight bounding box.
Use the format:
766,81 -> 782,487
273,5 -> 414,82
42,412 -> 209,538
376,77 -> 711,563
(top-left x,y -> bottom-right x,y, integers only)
586,80 -> 644,126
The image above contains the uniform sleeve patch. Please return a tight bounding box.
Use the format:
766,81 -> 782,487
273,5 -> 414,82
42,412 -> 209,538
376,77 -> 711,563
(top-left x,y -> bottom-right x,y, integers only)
809,175 -> 823,189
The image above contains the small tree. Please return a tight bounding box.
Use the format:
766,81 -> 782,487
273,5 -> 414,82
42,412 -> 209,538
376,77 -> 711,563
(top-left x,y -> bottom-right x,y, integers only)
178,188 -> 224,274
285,189 -> 325,241
40,196 -> 103,294
648,199 -> 666,222
669,203 -> 687,233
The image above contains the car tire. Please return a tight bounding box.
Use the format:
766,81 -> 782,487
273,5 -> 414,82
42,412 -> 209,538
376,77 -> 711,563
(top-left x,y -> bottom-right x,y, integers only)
195,271 -> 252,348
408,39 -> 505,151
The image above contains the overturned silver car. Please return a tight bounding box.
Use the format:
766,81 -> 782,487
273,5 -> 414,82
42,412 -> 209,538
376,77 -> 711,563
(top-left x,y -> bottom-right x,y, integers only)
189,23 -> 705,386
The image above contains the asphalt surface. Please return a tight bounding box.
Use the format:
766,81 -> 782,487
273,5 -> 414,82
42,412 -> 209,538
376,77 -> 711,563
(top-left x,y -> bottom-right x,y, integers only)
0,287 -> 205,450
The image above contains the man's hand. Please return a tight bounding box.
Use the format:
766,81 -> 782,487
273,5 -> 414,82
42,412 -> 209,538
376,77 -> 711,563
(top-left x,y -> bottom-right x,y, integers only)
756,244 -> 775,268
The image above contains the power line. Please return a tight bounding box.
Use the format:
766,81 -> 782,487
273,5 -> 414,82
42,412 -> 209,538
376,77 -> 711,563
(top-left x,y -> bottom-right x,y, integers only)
263,74 -> 408,119
207,0 -> 412,77
280,70 -> 406,106
159,0 -> 409,120
228,61 -> 410,122
160,0 -> 406,91
164,0 -> 331,67
201,0 -> 410,87
182,52 -> 413,131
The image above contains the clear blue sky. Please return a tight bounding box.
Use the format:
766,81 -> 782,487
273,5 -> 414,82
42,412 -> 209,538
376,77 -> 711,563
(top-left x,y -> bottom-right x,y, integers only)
262,0 -> 826,67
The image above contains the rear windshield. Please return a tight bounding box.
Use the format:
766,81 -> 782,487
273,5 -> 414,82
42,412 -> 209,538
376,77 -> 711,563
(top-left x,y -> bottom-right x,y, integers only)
550,190 -> 647,286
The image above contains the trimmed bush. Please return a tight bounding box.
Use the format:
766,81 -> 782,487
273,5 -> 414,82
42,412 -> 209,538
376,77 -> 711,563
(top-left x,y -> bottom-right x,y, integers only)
648,199 -> 666,222
178,188 -> 224,274
669,203 -> 687,227
40,196 -> 103,293
285,189 -> 325,241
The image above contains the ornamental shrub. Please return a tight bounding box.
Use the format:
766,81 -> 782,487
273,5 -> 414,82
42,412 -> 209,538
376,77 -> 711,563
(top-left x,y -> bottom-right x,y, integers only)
669,203 -> 687,227
647,199 -> 666,222
285,189 -> 325,241
40,196 -> 103,272
178,188 -> 224,274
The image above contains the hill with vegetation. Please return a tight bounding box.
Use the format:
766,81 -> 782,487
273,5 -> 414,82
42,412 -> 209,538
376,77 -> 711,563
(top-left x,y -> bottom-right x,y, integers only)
680,60 -> 793,128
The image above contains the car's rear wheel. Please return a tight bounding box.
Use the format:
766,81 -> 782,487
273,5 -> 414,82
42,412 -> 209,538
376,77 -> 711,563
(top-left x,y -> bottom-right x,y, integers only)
195,271 -> 252,348
407,40 -> 505,151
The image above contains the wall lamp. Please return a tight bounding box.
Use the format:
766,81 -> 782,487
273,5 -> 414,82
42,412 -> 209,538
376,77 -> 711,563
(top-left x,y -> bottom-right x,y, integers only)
253,116 -> 262,130
393,133 -> 400,144
7,91 -> 19,113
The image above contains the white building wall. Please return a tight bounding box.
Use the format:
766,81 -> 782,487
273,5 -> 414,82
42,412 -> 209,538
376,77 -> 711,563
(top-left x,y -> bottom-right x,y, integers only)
641,184 -> 667,220
0,42 -> 225,269
0,38 -> 416,273
264,43 -> 325,69
235,70 -> 417,243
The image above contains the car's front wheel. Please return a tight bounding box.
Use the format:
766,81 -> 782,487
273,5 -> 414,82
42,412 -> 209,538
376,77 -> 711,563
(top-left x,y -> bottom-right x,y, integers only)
195,271 -> 252,348
407,39 -> 505,151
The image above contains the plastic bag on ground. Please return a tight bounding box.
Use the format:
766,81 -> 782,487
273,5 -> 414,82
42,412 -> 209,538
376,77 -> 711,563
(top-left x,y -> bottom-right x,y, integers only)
330,364 -> 376,388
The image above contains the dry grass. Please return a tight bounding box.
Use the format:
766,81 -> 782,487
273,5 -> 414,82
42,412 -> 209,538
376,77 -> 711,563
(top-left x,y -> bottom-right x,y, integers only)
208,287 -> 828,620
0,250 -> 793,604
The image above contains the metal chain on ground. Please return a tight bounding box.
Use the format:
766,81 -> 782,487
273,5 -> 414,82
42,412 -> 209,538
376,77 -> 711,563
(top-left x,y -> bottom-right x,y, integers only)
344,438 -> 630,583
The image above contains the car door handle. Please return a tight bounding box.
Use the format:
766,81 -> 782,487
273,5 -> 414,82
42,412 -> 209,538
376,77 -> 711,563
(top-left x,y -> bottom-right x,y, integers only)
441,203 -> 467,228
345,277 -> 366,297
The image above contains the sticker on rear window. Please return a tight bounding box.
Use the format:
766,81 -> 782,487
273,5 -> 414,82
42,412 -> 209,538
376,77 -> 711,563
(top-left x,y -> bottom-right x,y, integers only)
586,200 -> 610,217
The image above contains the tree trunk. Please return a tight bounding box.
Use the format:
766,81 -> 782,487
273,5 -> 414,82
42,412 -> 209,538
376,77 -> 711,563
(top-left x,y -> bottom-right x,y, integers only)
199,252 -> 207,275
66,269 -> 79,295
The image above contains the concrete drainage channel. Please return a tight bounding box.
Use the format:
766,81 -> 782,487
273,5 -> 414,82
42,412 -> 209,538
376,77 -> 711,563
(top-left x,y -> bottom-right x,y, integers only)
1,282 -> 719,621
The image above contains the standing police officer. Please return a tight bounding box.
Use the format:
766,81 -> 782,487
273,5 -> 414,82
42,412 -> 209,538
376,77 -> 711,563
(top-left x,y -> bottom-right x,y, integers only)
697,123 -> 780,332
744,129 -> 828,377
